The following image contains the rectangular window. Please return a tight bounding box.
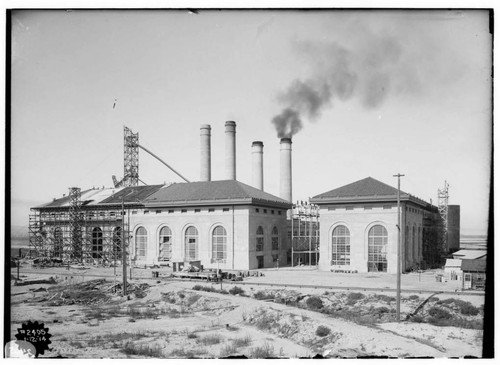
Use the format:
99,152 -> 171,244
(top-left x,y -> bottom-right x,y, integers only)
194,209 -> 201,213
168,210 -> 174,214
346,206 -> 354,210
223,208 -> 229,212
256,208 -> 260,213
263,209 -> 267,214
271,210 -> 275,214
208,208 -> 215,212
256,238 -> 264,252
132,211 -> 137,215
181,209 -> 187,213
278,211 -> 282,215
383,205 -> 392,210
272,254 -> 279,263
156,210 -> 162,214
144,210 -> 149,214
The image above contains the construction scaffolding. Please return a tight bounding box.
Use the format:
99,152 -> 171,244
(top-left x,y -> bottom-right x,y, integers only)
28,188 -> 130,265
291,201 -> 320,267
124,126 -> 139,187
437,180 -> 449,254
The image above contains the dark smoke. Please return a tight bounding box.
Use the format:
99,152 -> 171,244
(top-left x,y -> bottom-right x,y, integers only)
271,108 -> 302,138
271,32 -> 407,138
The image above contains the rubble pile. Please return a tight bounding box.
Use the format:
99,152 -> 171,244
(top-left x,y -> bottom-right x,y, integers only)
34,279 -> 150,306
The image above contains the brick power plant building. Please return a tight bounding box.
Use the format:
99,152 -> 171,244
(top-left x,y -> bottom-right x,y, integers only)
29,122 -> 459,273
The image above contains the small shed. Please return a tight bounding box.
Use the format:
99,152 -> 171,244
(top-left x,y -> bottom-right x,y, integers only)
444,259 -> 462,281
461,259 -> 487,290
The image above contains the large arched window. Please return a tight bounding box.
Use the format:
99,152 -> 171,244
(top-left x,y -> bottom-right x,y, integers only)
92,227 -> 103,259
332,225 -> 350,266
135,226 -> 147,259
113,227 -> 122,260
54,227 -> 63,258
212,226 -> 227,262
256,226 -> 264,252
271,226 -> 279,251
185,226 -> 198,261
368,225 -> 388,272
159,226 -> 172,261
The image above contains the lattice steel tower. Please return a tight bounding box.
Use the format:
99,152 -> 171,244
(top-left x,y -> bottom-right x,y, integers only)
69,187 -> 83,261
124,126 -> 139,187
437,181 -> 449,253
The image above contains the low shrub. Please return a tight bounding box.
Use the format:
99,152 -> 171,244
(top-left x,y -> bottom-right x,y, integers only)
437,298 -> 479,316
428,307 -> 452,320
232,335 -> 252,347
306,296 -> 323,310
121,341 -> 164,357
197,333 -> 222,346
429,297 -> 440,302
373,306 -> 390,315
372,294 -> 393,304
192,285 -> 216,293
178,293 -> 185,299
315,325 -> 331,337
187,294 -> 201,305
408,295 -> 420,300
346,292 -> 366,305
187,332 -> 197,339
254,291 -> 275,301
229,286 -> 245,295
220,343 -> 238,357
249,343 -> 274,358
409,315 -> 425,323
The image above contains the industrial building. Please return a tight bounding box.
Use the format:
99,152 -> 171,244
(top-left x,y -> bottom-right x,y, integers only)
28,122 -> 455,272
310,177 -> 458,274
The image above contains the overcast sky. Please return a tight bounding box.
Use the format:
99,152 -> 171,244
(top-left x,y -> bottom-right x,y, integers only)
10,9 -> 492,235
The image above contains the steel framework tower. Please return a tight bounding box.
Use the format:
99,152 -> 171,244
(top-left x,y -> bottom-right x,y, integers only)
69,187 -> 84,261
437,181 -> 449,254
124,126 -> 139,187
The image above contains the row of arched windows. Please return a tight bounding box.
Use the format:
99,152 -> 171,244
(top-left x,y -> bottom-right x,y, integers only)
52,226 -> 122,259
134,225 -> 228,262
331,224 -> 388,272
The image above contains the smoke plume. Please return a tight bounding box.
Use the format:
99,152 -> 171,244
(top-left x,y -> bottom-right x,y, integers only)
271,29 -> 411,138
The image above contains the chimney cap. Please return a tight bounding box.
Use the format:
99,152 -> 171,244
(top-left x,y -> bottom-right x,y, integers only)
225,121 -> 236,127
280,137 -> 292,143
252,141 -> 264,147
200,124 -> 211,129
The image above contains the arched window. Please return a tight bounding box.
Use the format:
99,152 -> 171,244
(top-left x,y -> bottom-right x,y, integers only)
185,226 -> 198,261
256,226 -> 264,252
368,225 -> 388,272
212,226 -> 227,262
271,226 -> 279,251
332,225 -> 350,266
159,226 -> 172,261
135,226 -> 147,259
113,227 -> 122,260
92,227 -> 103,259
54,227 -> 63,258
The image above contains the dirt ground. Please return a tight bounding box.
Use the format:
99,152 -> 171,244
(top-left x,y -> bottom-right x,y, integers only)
8,265 -> 485,359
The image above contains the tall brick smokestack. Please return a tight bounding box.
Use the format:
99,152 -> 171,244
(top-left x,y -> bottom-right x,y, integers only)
225,121 -> 236,180
252,141 -> 264,190
280,138 -> 292,202
200,124 -> 211,181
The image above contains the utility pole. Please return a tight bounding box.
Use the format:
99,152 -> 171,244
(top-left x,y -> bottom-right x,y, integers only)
393,173 -> 405,322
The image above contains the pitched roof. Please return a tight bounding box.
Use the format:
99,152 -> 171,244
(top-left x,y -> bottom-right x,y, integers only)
452,249 -> 487,260
461,259 -> 487,272
310,177 -> 432,208
144,180 -> 292,208
99,185 -> 164,205
36,187 -> 123,208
